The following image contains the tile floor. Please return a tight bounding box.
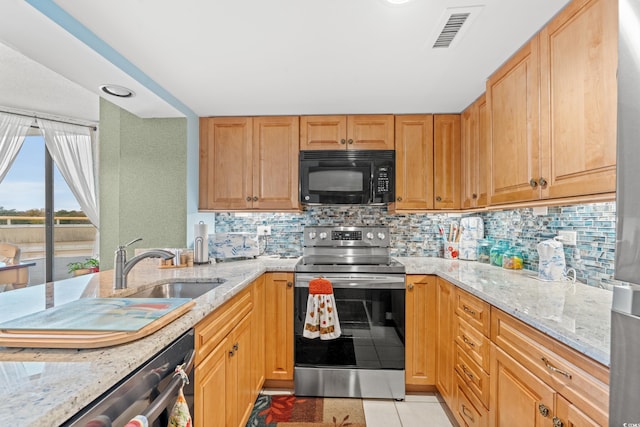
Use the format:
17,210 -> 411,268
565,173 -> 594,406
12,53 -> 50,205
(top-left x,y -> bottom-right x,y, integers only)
262,390 -> 455,426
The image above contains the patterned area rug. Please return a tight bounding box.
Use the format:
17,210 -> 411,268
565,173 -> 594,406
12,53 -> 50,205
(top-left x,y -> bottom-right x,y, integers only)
246,394 -> 367,427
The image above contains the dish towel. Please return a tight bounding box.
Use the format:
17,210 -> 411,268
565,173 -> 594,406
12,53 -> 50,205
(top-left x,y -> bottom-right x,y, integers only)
303,277 -> 341,340
124,415 -> 148,427
168,364 -> 192,427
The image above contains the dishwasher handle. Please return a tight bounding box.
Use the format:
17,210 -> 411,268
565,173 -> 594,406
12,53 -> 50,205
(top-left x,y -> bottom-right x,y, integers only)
141,349 -> 195,422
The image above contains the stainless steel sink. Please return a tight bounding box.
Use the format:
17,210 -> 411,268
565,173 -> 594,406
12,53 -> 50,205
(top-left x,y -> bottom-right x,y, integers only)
127,279 -> 226,299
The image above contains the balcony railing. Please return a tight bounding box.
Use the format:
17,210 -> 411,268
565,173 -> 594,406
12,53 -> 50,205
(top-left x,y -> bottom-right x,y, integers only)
0,216 -> 92,225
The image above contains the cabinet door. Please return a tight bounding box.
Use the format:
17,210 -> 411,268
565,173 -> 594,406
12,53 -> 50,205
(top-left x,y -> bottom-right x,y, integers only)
490,345 -> 556,427
539,0 -> 617,199
300,115 -> 347,150
487,37 -> 541,205
434,115 -> 461,209
252,116 -> 299,210
476,96 -> 489,207
194,335 -> 230,427
347,115 -> 395,150
265,272 -> 294,381
252,276 -> 265,395
405,275 -> 437,387
555,395 -> 600,427
461,103 -> 479,209
232,313 -> 254,427
436,278 -> 455,408
395,115 -> 434,210
199,117 -> 253,210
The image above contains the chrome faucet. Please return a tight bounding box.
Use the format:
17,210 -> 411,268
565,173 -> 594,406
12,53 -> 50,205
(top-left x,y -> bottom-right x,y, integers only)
114,238 -> 174,289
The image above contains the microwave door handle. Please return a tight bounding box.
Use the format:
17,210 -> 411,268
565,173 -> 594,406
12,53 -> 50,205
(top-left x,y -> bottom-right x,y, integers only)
140,349 -> 195,422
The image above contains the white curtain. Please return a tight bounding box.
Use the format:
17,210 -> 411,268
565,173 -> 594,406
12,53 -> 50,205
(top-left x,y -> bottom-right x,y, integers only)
39,119 -> 99,242
0,113 -> 35,184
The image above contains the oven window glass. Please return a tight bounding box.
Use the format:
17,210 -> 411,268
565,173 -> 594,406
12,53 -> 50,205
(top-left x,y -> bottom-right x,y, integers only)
294,287 -> 405,370
308,169 -> 364,192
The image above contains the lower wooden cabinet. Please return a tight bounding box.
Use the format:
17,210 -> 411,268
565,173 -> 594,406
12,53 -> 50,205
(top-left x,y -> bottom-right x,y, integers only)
193,283 -> 259,427
436,277 -> 456,408
490,344 -> 556,427
252,275 -> 265,392
264,272 -> 294,383
405,275 -> 437,388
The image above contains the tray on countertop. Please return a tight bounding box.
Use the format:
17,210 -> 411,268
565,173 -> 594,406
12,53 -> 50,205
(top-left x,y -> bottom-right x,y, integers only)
0,297 -> 195,349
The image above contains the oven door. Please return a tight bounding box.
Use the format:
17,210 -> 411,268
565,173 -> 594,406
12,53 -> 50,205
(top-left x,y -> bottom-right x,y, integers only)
294,273 -> 405,370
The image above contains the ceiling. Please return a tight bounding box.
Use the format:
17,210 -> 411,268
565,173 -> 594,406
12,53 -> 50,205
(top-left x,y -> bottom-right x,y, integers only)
0,0 -> 571,120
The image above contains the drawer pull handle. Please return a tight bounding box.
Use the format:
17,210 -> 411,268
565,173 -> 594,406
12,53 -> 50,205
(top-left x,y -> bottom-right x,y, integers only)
541,357 -> 572,379
552,416 -> 563,427
461,364 -> 474,380
538,403 -> 550,417
462,305 -> 477,316
462,335 -> 476,347
461,404 -> 475,421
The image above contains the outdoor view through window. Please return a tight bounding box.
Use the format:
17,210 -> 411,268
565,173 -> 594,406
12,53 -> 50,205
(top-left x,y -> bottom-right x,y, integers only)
0,135 -> 97,284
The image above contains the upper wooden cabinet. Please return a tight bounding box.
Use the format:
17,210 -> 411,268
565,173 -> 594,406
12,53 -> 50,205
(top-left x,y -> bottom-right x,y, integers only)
461,95 -> 489,209
487,0 -> 617,205
487,36 -> 541,205
199,116 -> 299,211
395,115 -> 434,210
300,115 -> 394,150
539,0 -> 617,199
434,115 -> 461,210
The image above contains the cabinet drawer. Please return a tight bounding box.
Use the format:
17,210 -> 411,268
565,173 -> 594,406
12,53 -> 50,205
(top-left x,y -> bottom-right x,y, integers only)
491,308 -> 608,426
195,286 -> 253,364
454,343 -> 490,409
455,288 -> 491,337
455,316 -> 490,372
455,373 -> 488,427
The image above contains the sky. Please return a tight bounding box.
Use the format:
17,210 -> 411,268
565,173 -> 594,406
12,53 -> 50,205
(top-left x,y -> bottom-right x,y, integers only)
0,135 -> 81,212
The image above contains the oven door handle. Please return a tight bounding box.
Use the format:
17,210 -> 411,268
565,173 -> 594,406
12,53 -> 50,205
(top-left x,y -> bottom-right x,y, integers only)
295,274 -> 405,289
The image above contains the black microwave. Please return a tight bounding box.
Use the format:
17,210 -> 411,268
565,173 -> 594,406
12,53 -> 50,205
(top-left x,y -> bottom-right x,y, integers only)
299,150 -> 395,205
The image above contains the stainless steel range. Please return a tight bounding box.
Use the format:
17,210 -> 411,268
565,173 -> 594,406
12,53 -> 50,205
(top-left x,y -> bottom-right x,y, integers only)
294,225 -> 406,399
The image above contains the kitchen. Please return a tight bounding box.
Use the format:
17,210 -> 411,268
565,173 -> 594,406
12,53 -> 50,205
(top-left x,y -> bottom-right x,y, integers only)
0,0 -> 633,426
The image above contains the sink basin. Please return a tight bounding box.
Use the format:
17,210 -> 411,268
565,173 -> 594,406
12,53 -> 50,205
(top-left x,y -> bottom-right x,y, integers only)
127,279 -> 226,299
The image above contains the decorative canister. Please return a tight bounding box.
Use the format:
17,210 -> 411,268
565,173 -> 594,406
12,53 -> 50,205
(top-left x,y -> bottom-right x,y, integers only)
477,239 -> 493,264
502,247 -> 524,269
490,240 -> 510,267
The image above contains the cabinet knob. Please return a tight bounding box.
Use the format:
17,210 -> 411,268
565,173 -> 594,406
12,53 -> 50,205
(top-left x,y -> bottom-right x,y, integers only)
407,283 -> 414,290
472,193 -> 478,199
246,196 -> 252,202
397,196 -> 402,202
348,139 -> 353,144
436,196 -> 442,202
529,178 -> 538,188
539,177 -> 548,187
538,403 -> 550,417
340,139 -> 346,144
234,342 -> 239,351
287,281 -> 293,288
229,349 -> 235,357
552,417 -> 563,427
253,196 -> 258,202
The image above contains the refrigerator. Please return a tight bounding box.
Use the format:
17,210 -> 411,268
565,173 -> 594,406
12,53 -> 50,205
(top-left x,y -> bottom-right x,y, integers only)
610,0 -> 640,424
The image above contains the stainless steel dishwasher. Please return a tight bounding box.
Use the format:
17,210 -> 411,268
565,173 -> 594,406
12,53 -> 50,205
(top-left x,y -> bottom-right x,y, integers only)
62,330 -> 195,427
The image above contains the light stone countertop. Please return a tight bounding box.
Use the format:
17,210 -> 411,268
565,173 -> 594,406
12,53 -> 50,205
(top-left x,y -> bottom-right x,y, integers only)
0,256 -> 612,427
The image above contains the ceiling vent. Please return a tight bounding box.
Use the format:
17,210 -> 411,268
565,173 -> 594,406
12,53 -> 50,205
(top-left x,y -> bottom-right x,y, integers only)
429,6 -> 484,49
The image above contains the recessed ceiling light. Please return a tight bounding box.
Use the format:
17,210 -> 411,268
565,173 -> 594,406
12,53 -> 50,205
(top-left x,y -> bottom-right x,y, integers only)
99,84 -> 135,98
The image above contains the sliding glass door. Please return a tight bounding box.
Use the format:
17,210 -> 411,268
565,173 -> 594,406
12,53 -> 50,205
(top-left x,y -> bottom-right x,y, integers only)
0,134 -> 97,285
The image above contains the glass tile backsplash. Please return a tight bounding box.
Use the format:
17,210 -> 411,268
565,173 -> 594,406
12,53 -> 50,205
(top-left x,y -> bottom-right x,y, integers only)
213,202 -> 620,290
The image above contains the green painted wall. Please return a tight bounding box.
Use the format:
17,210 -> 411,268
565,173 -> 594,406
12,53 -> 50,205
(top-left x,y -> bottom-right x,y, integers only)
99,99 -> 187,269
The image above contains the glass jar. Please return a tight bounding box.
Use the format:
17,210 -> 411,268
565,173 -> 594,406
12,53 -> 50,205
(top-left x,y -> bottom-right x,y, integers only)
477,239 -> 493,264
502,247 -> 524,270
490,240 -> 509,267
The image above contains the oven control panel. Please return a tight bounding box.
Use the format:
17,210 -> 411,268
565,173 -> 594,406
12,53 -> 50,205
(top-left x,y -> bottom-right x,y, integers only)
304,226 -> 390,247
